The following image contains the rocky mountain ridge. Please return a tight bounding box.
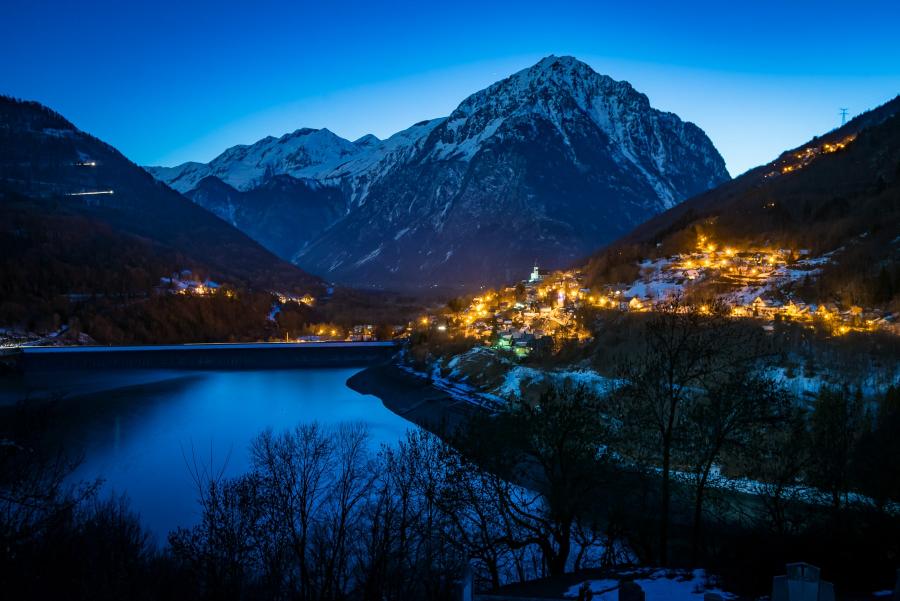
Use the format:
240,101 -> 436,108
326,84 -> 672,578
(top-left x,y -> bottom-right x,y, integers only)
149,55 -> 730,289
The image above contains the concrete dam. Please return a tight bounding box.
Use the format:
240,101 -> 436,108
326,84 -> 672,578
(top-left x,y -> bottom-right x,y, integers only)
4,342 -> 401,372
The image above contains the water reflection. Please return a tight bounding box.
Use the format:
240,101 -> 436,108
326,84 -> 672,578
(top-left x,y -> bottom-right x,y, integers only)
0,369 -> 410,541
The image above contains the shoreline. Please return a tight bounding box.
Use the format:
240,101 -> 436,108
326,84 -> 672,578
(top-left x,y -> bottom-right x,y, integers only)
347,362 -> 486,433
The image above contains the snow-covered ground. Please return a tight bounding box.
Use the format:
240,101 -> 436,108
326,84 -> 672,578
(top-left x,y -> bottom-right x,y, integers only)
409,342 -> 899,519
494,364 -> 622,400
622,249 -> 834,307
397,357 -> 506,411
431,341 -> 897,411
431,346 -> 623,403
1,325 -> 94,348
564,569 -> 736,600
769,365 -> 900,399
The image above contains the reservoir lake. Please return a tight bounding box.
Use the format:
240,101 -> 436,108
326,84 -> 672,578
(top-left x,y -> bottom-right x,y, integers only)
0,367 -> 412,540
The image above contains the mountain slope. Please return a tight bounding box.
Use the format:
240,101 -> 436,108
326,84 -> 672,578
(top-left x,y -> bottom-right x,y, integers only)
613,95 -> 900,247
299,57 -> 729,288
0,95 -> 322,293
185,174 -> 345,259
585,95 -> 900,309
150,56 -> 729,290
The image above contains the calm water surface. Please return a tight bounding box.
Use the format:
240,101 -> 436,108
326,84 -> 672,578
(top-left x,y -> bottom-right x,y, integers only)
1,368 -> 411,540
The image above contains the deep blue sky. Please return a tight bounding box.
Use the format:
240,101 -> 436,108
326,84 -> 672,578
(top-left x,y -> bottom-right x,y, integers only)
2,0 -> 898,176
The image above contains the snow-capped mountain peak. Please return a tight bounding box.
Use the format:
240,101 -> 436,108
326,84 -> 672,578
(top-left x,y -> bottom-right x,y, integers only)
148,126 -> 363,193
420,55 -> 723,209
147,55 -> 729,289
353,133 -> 381,147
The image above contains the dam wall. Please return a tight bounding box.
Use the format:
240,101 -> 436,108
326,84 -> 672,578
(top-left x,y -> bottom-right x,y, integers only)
10,342 -> 400,371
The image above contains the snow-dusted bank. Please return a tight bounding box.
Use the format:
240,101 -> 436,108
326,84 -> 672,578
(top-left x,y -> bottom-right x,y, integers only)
368,345 -> 900,516
346,361 -> 488,432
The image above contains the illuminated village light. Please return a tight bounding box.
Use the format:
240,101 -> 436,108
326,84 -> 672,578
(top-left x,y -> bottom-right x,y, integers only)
419,235 -> 893,352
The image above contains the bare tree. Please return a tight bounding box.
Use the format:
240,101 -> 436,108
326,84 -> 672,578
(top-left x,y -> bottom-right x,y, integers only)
313,423 -> 377,599
679,372 -> 789,562
807,387 -> 866,515
167,411 -> 619,598
169,473 -> 265,600
0,405 -> 99,560
250,422 -> 333,599
454,384 -> 613,578
742,407 -> 811,537
613,298 -> 772,565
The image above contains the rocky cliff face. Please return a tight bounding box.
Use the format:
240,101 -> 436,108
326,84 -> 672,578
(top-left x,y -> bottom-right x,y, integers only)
149,56 -> 729,289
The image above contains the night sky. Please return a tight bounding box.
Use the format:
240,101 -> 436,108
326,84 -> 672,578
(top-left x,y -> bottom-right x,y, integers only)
3,0 -> 898,175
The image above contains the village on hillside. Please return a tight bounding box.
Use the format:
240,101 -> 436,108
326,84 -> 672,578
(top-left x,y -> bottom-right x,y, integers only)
425,235 -> 898,356
765,133 -> 857,178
